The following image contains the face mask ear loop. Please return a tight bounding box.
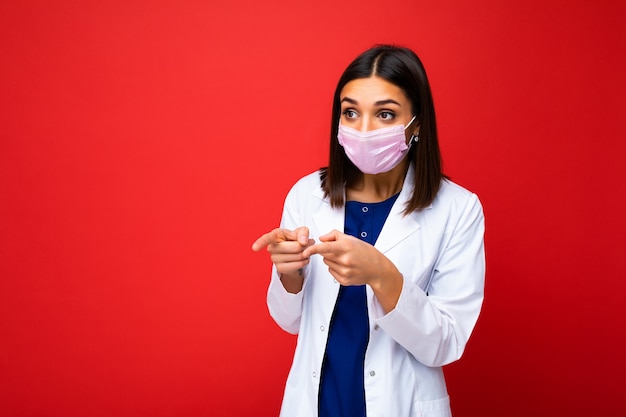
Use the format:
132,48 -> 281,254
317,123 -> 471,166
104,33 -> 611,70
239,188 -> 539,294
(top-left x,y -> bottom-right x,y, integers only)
404,115 -> 417,131
405,115 -> 419,147
406,115 -> 419,147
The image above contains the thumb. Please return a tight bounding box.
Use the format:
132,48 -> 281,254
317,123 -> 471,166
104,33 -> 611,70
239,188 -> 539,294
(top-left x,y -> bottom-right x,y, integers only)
318,229 -> 341,242
294,226 -> 310,246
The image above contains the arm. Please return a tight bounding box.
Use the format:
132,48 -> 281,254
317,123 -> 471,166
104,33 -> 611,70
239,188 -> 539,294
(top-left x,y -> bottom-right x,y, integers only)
252,183 -> 314,334
377,193 -> 485,367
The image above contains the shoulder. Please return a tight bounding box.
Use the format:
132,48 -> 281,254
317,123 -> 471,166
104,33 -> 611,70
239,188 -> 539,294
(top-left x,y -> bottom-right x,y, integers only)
280,170 -> 328,222
286,170 -> 324,197
437,179 -> 478,202
283,170 -> 325,205
292,170 -> 323,190
429,179 -> 483,220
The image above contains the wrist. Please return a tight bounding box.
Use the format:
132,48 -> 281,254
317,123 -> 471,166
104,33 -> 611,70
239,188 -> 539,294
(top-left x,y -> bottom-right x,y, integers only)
369,263 -> 403,313
279,268 -> 305,294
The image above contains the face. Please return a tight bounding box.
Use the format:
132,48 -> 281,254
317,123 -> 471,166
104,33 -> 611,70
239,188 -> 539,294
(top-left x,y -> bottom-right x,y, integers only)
339,76 -> 419,139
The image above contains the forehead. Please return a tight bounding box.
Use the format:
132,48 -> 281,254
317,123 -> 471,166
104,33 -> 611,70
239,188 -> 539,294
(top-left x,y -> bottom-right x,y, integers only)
340,76 -> 409,105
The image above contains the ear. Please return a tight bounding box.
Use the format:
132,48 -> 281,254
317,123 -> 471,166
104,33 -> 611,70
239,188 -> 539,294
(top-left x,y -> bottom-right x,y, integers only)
406,118 -> 420,145
412,122 -> 420,137
409,124 -> 421,146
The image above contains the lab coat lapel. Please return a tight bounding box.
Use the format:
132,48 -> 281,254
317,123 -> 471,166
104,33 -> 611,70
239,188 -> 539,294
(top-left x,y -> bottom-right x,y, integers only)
374,166 -> 424,254
374,198 -> 420,254
312,187 -> 345,235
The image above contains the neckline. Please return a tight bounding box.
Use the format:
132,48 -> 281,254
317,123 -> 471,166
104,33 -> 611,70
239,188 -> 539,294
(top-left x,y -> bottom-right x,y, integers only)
346,192 -> 401,206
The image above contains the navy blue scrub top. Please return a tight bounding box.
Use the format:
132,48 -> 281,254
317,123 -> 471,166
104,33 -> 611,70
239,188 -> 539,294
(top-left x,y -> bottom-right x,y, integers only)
318,193 -> 400,417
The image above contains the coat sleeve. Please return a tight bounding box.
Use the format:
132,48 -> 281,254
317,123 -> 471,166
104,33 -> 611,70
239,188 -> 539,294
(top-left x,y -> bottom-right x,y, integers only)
265,178 -> 311,335
376,192 -> 486,367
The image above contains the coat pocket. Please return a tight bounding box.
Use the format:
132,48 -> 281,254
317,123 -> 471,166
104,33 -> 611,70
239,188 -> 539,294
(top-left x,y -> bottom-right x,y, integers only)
412,395 -> 451,417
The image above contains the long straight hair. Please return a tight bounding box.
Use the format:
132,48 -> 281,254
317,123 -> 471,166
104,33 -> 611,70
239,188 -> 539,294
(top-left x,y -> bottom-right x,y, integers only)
321,44 -> 444,214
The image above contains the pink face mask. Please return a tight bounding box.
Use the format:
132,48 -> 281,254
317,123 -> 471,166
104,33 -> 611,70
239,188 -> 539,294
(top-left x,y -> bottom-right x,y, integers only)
337,116 -> 418,175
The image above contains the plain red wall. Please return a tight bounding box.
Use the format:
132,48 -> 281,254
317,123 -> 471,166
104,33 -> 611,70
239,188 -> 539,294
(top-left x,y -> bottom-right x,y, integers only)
1,1 -> 624,416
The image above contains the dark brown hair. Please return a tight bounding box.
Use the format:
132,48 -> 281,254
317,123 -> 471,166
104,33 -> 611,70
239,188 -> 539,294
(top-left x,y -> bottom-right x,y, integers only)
321,44 -> 444,214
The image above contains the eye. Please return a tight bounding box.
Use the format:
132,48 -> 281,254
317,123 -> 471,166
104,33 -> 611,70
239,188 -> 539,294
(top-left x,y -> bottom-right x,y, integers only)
342,109 -> 358,119
378,111 -> 395,121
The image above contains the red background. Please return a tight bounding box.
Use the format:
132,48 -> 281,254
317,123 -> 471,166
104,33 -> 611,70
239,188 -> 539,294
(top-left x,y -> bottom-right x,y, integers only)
1,1 -> 625,416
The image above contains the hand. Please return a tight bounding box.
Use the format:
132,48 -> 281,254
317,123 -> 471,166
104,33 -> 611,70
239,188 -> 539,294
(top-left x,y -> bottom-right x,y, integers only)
302,230 -> 394,287
251,227 -> 315,276
303,230 -> 403,312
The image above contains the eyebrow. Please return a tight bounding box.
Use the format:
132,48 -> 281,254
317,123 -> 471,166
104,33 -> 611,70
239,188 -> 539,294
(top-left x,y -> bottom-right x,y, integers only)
340,97 -> 402,107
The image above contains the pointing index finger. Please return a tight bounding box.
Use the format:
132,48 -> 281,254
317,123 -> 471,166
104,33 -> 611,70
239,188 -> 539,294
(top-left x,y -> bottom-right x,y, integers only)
251,229 -> 290,251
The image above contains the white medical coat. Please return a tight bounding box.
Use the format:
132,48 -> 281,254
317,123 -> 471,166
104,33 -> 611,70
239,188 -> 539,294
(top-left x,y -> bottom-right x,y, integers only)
267,167 -> 485,417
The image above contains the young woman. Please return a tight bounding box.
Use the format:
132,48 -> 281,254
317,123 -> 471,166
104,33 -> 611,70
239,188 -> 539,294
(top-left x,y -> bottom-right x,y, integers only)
252,44 -> 485,417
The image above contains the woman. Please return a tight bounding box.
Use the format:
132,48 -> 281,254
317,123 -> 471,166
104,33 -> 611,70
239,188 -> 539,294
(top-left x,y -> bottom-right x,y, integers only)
252,44 -> 485,417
